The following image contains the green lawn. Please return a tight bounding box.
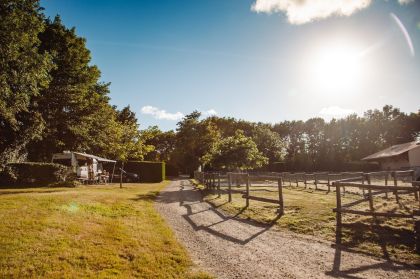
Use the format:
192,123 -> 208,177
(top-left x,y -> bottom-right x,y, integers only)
0,182 -> 211,278
195,180 -> 420,264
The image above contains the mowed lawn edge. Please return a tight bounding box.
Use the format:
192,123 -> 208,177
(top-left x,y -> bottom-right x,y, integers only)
0,181 -> 212,279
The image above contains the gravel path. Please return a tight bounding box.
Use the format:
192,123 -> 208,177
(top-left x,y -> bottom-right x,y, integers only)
155,180 -> 420,279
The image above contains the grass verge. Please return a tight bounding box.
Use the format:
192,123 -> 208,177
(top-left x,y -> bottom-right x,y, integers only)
0,182 -> 212,278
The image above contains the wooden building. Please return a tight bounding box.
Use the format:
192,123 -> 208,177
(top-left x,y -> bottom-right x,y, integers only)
362,141 -> 420,178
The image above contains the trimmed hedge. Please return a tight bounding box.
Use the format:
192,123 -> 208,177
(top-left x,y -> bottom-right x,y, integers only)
0,162 -> 67,187
124,161 -> 165,183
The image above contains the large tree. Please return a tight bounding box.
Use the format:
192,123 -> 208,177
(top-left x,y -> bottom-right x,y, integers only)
173,111 -> 220,175
87,105 -> 153,161
251,125 -> 285,166
203,130 -> 268,170
0,0 -> 53,164
27,16 -> 112,161
142,126 -> 176,162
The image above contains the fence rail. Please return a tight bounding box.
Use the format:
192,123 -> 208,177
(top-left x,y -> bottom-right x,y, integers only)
194,169 -> 420,253
332,170 -> 420,253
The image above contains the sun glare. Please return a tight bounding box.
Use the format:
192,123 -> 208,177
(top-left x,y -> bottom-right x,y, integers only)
307,44 -> 364,94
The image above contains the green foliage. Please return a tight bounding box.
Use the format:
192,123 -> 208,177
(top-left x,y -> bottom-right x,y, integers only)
173,111 -> 220,175
0,5 -> 150,164
142,126 -> 176,162
0,162 -> 68,187
27,15 -> 110,161
0,0 -> 53,163
88,105 -> 153,162
251,125 -> 285,165
146,106 -> 419,174
203,130 -> 268,170
26,17 -> 151,162
124,161 -> 166,183
271,106 -> 420,171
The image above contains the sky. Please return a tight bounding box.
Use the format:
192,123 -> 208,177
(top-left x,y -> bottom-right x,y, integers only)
41,0 -> 420,131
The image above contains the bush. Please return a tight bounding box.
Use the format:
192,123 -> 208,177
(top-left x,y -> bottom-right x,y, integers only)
0,162 -> 68,187
124,161 -> 165,183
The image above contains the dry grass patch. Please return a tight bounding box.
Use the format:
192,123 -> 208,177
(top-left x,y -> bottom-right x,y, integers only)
0,182 -> 212,278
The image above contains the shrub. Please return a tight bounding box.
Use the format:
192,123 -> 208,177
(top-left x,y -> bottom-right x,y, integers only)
0,162 -> 68,187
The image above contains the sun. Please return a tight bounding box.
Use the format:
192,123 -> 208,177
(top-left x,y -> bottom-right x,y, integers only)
307,44 -> 363,93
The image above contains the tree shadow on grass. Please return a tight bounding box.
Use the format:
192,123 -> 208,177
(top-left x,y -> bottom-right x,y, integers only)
0,189 -> 68,196
130,191 -> 161,202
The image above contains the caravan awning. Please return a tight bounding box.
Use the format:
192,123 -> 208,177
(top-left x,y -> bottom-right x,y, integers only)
72,152 -> 117,163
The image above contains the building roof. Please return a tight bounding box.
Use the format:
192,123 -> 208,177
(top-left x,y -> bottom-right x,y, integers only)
362,141 -> 420,161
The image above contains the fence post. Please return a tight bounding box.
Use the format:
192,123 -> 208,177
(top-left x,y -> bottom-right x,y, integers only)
414,210 -> 420,254
327,174 -> 331,192
228,173 -> 232,202
246,174 -> 250,208
412,171 -> 419,201
304,174 -> 307,189
120,162 -> 124,189
335,181 -> 342,244
278,177 -> 284,215
361,175 -> 365,197
314,173 -> 318,190
393,171 -> 400,203
218,173 -> 221,198
366,174 -> 375,218
384,172 -> 389,199
342,173 -> 346,196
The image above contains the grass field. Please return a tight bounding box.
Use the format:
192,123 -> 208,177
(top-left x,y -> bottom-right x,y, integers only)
195,180 -> 420,264
0,182 -> 211,278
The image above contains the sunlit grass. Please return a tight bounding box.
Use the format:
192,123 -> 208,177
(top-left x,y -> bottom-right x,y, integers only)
0,182 -> 212,278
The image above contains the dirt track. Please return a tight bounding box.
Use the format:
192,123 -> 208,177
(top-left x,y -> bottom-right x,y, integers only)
155,180 -> 420,279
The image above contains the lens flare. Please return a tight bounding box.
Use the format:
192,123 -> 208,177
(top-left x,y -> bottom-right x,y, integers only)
390,13 -> 415,57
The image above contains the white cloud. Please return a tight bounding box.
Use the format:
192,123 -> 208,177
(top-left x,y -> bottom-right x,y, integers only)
398,0 -> 414,4
251,0 -> 372,24
141,106 -> 184,121
319,106 -> 355,118
203,109 -> 218,116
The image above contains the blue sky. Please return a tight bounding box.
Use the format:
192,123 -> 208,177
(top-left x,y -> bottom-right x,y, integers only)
41,0 -> 420,130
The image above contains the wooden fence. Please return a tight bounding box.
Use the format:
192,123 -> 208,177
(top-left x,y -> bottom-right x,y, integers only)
194,171 -> 284,214
194,169 -> 420,253
332,170 -> 420,253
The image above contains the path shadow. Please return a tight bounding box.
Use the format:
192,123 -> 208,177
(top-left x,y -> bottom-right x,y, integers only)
157,180 -> 282,245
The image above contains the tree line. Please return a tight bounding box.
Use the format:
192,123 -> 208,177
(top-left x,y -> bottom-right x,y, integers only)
2,1 -> 419,175
144,106 -> 420,174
